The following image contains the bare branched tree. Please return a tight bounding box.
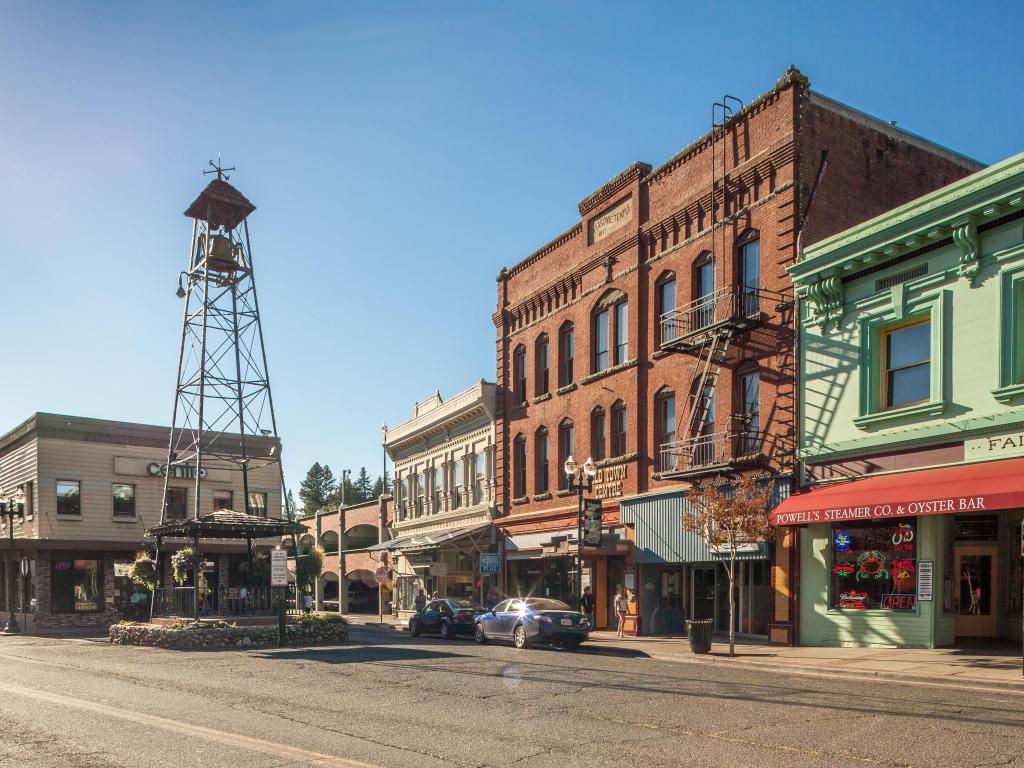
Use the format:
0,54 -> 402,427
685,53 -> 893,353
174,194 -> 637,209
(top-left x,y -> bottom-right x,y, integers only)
684,475 -> 774,656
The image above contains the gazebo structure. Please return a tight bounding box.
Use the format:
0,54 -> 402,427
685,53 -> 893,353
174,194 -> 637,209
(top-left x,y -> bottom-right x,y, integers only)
146,510 -> 307,621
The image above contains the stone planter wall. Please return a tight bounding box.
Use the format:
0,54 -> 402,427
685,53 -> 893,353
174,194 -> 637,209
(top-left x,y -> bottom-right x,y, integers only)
108,621 -> 347,649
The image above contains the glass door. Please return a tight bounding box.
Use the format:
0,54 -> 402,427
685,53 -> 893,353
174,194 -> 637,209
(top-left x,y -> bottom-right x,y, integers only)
955,546 -> 998,638
691,566 -> 716,621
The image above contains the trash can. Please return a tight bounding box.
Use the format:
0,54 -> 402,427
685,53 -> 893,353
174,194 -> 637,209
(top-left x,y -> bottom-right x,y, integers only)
686,619 -> 713,654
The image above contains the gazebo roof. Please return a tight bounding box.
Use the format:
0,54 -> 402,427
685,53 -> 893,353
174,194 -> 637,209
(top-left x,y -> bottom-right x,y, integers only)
145,510 -> 306,540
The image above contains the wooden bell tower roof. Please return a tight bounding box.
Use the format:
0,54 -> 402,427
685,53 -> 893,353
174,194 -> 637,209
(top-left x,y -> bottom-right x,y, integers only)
183,178 -> 256,231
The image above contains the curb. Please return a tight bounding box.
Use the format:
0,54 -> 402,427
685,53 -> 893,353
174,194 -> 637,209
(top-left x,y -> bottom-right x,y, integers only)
590,644 -> 1024,693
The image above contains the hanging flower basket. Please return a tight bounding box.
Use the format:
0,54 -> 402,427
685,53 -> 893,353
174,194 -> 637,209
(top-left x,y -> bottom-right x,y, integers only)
126,551 -> 158,591
171,547 -> 196,586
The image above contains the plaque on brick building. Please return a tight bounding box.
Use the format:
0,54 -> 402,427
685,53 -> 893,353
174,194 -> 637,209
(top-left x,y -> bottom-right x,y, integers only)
589,196 -> 632,244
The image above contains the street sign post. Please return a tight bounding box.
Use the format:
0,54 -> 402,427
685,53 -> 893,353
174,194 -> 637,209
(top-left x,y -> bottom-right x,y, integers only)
270,548 -> 288,588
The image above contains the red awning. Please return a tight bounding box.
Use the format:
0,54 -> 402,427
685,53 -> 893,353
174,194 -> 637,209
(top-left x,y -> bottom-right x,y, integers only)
771,458 -> 1024,526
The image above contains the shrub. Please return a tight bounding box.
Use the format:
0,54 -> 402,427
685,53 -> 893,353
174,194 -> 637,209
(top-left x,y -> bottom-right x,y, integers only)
171,547 -> 196,586
126,552 -> 158,590
295,612 -> 346,628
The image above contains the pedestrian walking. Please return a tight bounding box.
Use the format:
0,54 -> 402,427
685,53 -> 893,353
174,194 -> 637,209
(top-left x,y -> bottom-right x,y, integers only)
614,587 -> 628,637
414,589 -> 426,612
580,586 -> 595,628
302,591 -> 313,614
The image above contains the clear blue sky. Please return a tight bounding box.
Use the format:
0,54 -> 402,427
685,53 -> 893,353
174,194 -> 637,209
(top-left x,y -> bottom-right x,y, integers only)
1,1 -> 1022,496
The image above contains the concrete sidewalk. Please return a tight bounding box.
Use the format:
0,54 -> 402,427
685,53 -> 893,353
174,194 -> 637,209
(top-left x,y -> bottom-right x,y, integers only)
342,614 -> 1024,691
583,630 -> 1024,691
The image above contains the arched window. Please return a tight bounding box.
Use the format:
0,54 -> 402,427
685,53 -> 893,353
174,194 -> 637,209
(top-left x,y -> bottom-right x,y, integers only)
655,388 -> 676,471
535,333 -> 550,396
657,271 -> 677,346
513,345 -> 527,405
320,530 -> 339,554
591,406 -> 606,462
593,289 -> 628,372
736,363 -> 761,454
534,427 -> 549,494
737,231 -> 760,314
693,252 -> 715,329
558,322 -> 574,387
610,400 -> 627,457
557,419 -> 574,491
513,434 -> 527,498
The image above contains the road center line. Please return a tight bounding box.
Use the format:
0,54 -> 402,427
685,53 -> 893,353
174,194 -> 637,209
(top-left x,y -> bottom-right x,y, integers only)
0,679 -> 383,768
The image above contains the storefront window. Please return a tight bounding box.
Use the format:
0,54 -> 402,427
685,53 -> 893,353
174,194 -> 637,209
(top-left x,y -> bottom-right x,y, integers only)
51,558 -> 103,613
830,518 -> 917,611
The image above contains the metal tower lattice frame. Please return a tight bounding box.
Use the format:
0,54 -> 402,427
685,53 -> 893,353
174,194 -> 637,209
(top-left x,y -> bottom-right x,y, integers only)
161,170 -> 285,524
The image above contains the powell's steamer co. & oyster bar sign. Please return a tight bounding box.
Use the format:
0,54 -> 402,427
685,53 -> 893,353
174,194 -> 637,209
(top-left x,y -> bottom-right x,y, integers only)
770,456 -> 1024,526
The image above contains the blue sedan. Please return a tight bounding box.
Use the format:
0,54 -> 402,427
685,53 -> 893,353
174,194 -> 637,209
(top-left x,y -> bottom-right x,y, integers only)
474,597 -> 590,650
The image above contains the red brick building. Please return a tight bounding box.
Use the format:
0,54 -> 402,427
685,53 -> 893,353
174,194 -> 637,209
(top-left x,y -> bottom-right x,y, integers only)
492,67 -> 981,637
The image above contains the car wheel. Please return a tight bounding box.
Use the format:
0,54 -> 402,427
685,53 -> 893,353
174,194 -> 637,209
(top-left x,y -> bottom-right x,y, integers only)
409,618 -> 420,637
440,621 -> 452,641
474,623 -> 487,644
513,624 -> 528,649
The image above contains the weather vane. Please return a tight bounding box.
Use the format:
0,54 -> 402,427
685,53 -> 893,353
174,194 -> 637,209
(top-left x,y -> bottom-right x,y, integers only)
203,155 -> 235,181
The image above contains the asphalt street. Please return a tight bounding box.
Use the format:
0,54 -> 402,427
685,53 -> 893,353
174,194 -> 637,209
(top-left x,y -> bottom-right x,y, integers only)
0,625 -> 1022,768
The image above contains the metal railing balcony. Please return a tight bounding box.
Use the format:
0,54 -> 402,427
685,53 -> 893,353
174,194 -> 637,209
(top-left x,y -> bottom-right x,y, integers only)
659,286 -> 780,351
657,428 -> 766,476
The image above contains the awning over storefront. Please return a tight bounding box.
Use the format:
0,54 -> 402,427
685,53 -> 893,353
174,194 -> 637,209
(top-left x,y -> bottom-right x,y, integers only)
620,490 -> 771,564
366,522 -> 491,552
770,458 -> 1024,526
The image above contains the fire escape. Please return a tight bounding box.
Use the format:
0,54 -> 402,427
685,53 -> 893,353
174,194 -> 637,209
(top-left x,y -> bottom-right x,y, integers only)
655,96 -> 784,479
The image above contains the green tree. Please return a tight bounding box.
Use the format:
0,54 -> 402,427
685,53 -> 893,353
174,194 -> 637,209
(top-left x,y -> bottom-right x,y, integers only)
294,545 -> 324,592
298,462 -> 338,516
372,471 -> 392,498
353,467 -> 373,502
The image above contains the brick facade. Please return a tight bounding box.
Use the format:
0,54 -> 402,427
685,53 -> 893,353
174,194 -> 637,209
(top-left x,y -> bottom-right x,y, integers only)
492,67 -> 981,634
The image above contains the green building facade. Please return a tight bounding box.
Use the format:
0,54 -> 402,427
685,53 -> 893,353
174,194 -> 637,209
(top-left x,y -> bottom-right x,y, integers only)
774,152 -> 1024,648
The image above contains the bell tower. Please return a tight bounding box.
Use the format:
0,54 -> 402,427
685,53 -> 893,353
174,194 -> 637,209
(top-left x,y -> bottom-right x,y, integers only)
161,162 -> 284,523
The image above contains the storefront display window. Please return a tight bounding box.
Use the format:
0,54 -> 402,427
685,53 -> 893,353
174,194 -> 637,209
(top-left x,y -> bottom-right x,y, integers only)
830,519 -> 917,610
52,558 -> 103,613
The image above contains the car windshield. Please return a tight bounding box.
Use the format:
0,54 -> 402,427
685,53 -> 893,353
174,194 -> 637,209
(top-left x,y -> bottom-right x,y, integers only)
526,599 -> 572,611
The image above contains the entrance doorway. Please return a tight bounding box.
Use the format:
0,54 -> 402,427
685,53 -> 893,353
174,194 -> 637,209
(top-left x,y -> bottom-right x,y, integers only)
956,546 -> 998,638
691,566 -> 716,621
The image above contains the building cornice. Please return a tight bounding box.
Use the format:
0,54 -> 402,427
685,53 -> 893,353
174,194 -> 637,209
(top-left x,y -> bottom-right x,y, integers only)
578,161 -> 651,216
385,382 -> 496,456
792,152 -> 1024,285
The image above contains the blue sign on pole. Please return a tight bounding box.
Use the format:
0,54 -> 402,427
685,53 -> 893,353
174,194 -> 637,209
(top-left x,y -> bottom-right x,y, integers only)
479,553 -> 501,574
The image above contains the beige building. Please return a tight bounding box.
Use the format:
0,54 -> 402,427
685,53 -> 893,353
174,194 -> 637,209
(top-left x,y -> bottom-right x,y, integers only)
0,413 -> 282,631
381,382 -> 498,623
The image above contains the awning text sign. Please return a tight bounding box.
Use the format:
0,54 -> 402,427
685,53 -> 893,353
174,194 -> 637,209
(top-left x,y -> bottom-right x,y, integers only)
772,495 -> 989,526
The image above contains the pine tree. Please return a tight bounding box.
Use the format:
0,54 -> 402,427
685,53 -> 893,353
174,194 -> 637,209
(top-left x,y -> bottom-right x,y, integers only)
354,467 -> 373,502
298,462 -> 338,516
372,471 -> 392,498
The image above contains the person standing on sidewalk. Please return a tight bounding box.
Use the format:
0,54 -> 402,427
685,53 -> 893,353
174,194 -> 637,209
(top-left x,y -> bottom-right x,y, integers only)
414,589 -> 426,612
614,587 -> 628,637
580,586 -> 595,629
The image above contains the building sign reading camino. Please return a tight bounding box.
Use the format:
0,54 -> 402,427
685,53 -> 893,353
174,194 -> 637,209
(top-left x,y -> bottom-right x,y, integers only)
147,462 -> 207,479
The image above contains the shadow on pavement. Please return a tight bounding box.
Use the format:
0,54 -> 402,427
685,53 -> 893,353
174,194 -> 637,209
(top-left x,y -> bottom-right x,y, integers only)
255,645 -> 464,664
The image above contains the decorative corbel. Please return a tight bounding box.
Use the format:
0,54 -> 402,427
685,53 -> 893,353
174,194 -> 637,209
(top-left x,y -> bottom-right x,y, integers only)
952,214 -> 980,281
805,273 -> 844,330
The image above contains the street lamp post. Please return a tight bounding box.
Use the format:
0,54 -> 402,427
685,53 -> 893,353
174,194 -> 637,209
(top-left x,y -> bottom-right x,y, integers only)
563,455 -> 596,610
379,423 -> 388,625
1,497 -> 26,635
